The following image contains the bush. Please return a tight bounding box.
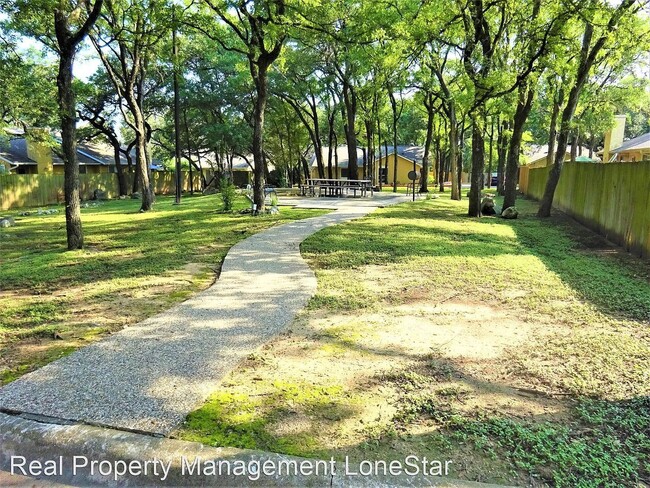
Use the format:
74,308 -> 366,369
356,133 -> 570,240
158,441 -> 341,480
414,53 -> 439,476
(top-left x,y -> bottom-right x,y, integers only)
219,178 -> 237,212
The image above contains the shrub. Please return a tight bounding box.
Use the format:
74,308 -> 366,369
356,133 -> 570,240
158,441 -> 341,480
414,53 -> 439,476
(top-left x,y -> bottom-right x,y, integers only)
219,178 -> 237,212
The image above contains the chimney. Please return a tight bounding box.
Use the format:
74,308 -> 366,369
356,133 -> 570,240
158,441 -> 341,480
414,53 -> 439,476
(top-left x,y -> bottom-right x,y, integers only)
26,129 -> 54,174
602,115 -> 626,163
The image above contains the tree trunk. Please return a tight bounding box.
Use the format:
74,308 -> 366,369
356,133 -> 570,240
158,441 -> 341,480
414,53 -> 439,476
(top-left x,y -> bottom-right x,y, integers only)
377,117 -> 383,190
383,136 -> 389,187
547,87 -> 563,167
468,115 -> 484,217
342,80 -> 358,179
112,142 -> 128,196
133,113 -> 154,211
449,108 -> 460,200
251,64 -> 271,212
420,97 -> 434,193
389,92 -> 399,192
457,122 -> 464,200
503,84 -> 535,210
57,50 -> 84,250
310,97 -> 325,179
327,110 -> 335,179
334,132 -> 340,177
487,117 -> 494,188
570,131 -> 578,162
364,119 -> 373,183
496,120 -> 508,195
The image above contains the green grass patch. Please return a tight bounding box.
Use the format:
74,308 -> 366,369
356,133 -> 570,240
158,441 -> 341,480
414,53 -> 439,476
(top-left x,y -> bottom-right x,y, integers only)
447,397 -> 650,488
179,380 -> 358,457
0,195 -> 324,384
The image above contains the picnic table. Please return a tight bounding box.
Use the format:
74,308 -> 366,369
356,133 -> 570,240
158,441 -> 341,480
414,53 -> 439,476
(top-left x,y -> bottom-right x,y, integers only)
300,178 -> 373,198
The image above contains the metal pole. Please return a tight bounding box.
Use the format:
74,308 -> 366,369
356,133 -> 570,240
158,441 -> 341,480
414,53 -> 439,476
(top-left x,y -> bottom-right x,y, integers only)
173,7 -> 182,204
412,159 -> 416,202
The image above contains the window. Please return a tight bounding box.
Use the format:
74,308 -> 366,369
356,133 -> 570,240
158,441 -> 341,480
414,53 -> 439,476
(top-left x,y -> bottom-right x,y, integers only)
341,168 -> 349,178
379,167 -> 388,183
642,153 -> 650,161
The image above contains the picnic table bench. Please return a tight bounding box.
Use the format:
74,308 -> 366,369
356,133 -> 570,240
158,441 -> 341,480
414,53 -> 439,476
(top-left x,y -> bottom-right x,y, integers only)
300,179 -> 373,198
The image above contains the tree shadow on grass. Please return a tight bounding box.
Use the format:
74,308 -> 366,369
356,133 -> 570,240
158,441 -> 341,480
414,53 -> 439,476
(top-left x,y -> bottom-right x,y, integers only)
489,198 -> 650,323
304,197 -> 650,324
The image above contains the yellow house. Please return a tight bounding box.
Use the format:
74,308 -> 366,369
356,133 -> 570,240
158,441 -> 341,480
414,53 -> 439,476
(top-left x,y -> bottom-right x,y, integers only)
598,114 -> 650,162
607,132 -> 650,163
310,145 -> 432,186
310,146 -> 369,180
228,154 -> 275,187
0,131 -> 115,174
376,146 -> 432,186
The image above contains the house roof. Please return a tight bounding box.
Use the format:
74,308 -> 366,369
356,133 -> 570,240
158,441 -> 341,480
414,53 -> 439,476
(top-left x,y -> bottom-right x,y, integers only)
379,145 -> 425,166
0,137 -> 120,167
310,146 -> 366,169
0,138 -> 37,166
525,144 -> 599,165
231,154 -> 254,171
609,132 -> 650,154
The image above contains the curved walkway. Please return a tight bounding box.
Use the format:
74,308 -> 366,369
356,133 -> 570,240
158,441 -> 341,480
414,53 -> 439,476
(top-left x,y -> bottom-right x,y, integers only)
0,194 -> 408,436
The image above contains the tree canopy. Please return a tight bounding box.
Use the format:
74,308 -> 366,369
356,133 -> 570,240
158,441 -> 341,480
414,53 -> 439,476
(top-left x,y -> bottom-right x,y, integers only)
1,0 -> 649,219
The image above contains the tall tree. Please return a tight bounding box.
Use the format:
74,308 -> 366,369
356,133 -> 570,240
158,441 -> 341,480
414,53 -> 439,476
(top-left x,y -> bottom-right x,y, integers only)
538,0 -> 648,217
198,0 -> 287,212
3,0 -> 104,249
90,0 -> 167,212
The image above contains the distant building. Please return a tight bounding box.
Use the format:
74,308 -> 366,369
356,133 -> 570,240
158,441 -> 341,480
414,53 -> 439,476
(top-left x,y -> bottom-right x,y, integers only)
376,146 -> 432,186
524,144 -> 599,168
309,146 -> 367,180
0,129 -> 117,175
311,145 -> 432,185
598,115 -> 650,163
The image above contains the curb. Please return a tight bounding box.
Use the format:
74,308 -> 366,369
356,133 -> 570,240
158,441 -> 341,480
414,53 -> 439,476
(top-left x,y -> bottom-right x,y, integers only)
0,413 -> 510,487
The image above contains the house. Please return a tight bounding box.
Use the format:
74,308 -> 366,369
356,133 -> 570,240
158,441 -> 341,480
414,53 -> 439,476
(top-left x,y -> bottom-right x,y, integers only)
524,144 -> 599,168
229,154 -> 254,187
210,154 -> 276,187
0,130 -> 117,175
376,146 -> 433,186
310,145 -> 432,186
608,132 -> 650,162
309,146 -> 368,180
600,116 -> 650,162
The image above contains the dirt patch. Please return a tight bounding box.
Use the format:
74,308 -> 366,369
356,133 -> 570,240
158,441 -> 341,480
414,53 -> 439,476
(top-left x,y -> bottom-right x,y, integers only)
177,291 -> 566,458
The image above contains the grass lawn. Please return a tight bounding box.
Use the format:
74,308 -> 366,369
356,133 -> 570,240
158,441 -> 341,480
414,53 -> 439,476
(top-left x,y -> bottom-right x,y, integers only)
177,193 -> 650,487
0,194 -> 322,384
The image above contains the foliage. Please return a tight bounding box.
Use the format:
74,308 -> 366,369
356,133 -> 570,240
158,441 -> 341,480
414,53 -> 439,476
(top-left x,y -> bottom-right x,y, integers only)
218,177 -> 237,211
448,397 -> 650,487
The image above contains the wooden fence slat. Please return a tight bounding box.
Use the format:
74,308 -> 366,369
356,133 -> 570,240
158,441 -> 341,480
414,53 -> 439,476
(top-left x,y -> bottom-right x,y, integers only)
522,161 -> 650,258
0,172 -> 210,212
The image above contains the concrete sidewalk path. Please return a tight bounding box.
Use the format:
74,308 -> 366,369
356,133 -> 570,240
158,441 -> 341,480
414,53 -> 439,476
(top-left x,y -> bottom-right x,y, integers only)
0,194 -> 408,436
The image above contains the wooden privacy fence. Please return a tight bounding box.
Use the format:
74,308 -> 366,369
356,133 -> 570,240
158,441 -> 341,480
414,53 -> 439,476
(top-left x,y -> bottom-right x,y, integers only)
0,172 -> 206,211
519,161 -> 650,258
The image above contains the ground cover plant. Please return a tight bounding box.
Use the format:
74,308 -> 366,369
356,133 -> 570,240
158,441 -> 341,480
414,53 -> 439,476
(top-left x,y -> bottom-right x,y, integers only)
0,195 -> 322,384
178,194 -> 650,487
